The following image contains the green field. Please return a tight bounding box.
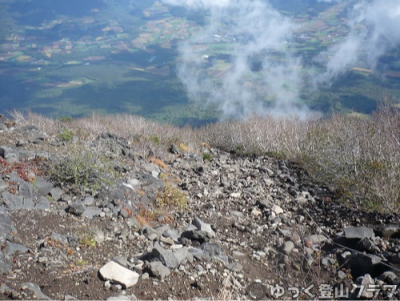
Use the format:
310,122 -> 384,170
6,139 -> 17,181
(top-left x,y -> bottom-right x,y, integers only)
0,0 -> 399,125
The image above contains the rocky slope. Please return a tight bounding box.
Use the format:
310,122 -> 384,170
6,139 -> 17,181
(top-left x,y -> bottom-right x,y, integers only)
1,117 -> 400,300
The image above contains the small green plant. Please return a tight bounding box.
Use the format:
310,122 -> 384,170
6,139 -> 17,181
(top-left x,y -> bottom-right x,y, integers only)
59,116 -> 73,122
57,128 -> 75,142
267,150 -> 287,160
202,152 -> 212,161
75,259 -> 89,266
47,146 -> 117,194
159,172 -> 168,180
149,135 -> 161,144
363,198 -> 382,212
31,179 -> 38,189
79,234 -> 97,248
76,229 -> 97,248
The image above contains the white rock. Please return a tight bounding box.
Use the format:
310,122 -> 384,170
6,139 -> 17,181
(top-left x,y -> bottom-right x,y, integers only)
92,229 -> 105,244
170,244 -> 183,250
107,295 -> 137,301
99,261 -> 139,288
263,178 -> 274,186
295,196 -> 308,205
271,204 -> 283,215
251,208 -> 262,217
360,274 -> 375,299
127,178 -> 140,187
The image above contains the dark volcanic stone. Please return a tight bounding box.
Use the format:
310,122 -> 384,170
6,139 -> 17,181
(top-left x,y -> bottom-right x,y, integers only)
68,201 -> 85,216
181,230 -> 211,244
151,242 -> 180,269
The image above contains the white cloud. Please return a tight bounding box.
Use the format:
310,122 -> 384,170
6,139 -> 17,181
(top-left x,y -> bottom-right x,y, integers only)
164,0 -> 311,119
163,0 -> 400,117
317,0 -> 400,84
162,0 -> 231,9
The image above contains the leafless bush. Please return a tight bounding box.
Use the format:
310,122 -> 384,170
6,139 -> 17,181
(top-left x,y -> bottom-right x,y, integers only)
301,105 -> 400,211
75,113 -> 198,142
9,110 -> 62,135
201,115 -> 311,157
69,113 -> 202,160
201,105 -> 399,211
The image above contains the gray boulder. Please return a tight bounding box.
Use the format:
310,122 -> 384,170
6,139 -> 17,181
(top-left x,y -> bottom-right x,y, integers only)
200,242 -> 229,264
377,271 -> 398,284
82,207 -> 102,219
0,252 -> 11,275
34,177 -> 53,197
107,295 -> 137,301
152,242 -> 180,269
1,192 -> 23,210
192,217 -> 215,237
21,283 -> 51,300
35,196 -> 51,210
4,242 -> 29,259
0,179 -> 8,191
344,227 -> 375,239
19,182 -> 34,198
146,261 -> 171,279
0,207 -> 16,242
50,187 -> 63,202
282,241 -> 295,254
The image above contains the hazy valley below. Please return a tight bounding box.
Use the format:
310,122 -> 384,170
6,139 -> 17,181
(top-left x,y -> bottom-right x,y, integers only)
0,0 -> 399,125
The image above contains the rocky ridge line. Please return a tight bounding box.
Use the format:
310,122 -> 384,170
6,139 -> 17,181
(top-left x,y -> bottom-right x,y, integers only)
0,117 -> 400,300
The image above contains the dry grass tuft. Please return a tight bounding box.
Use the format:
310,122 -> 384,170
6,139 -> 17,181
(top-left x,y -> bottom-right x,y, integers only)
178,142 -> 189,152
156,184 -> 188,211
150,157 -> 167,170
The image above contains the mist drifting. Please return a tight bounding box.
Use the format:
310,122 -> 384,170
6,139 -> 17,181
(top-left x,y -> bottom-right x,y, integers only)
162,0 -> 400,119
317,0 -> 400,84
162,0 -> 310,119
